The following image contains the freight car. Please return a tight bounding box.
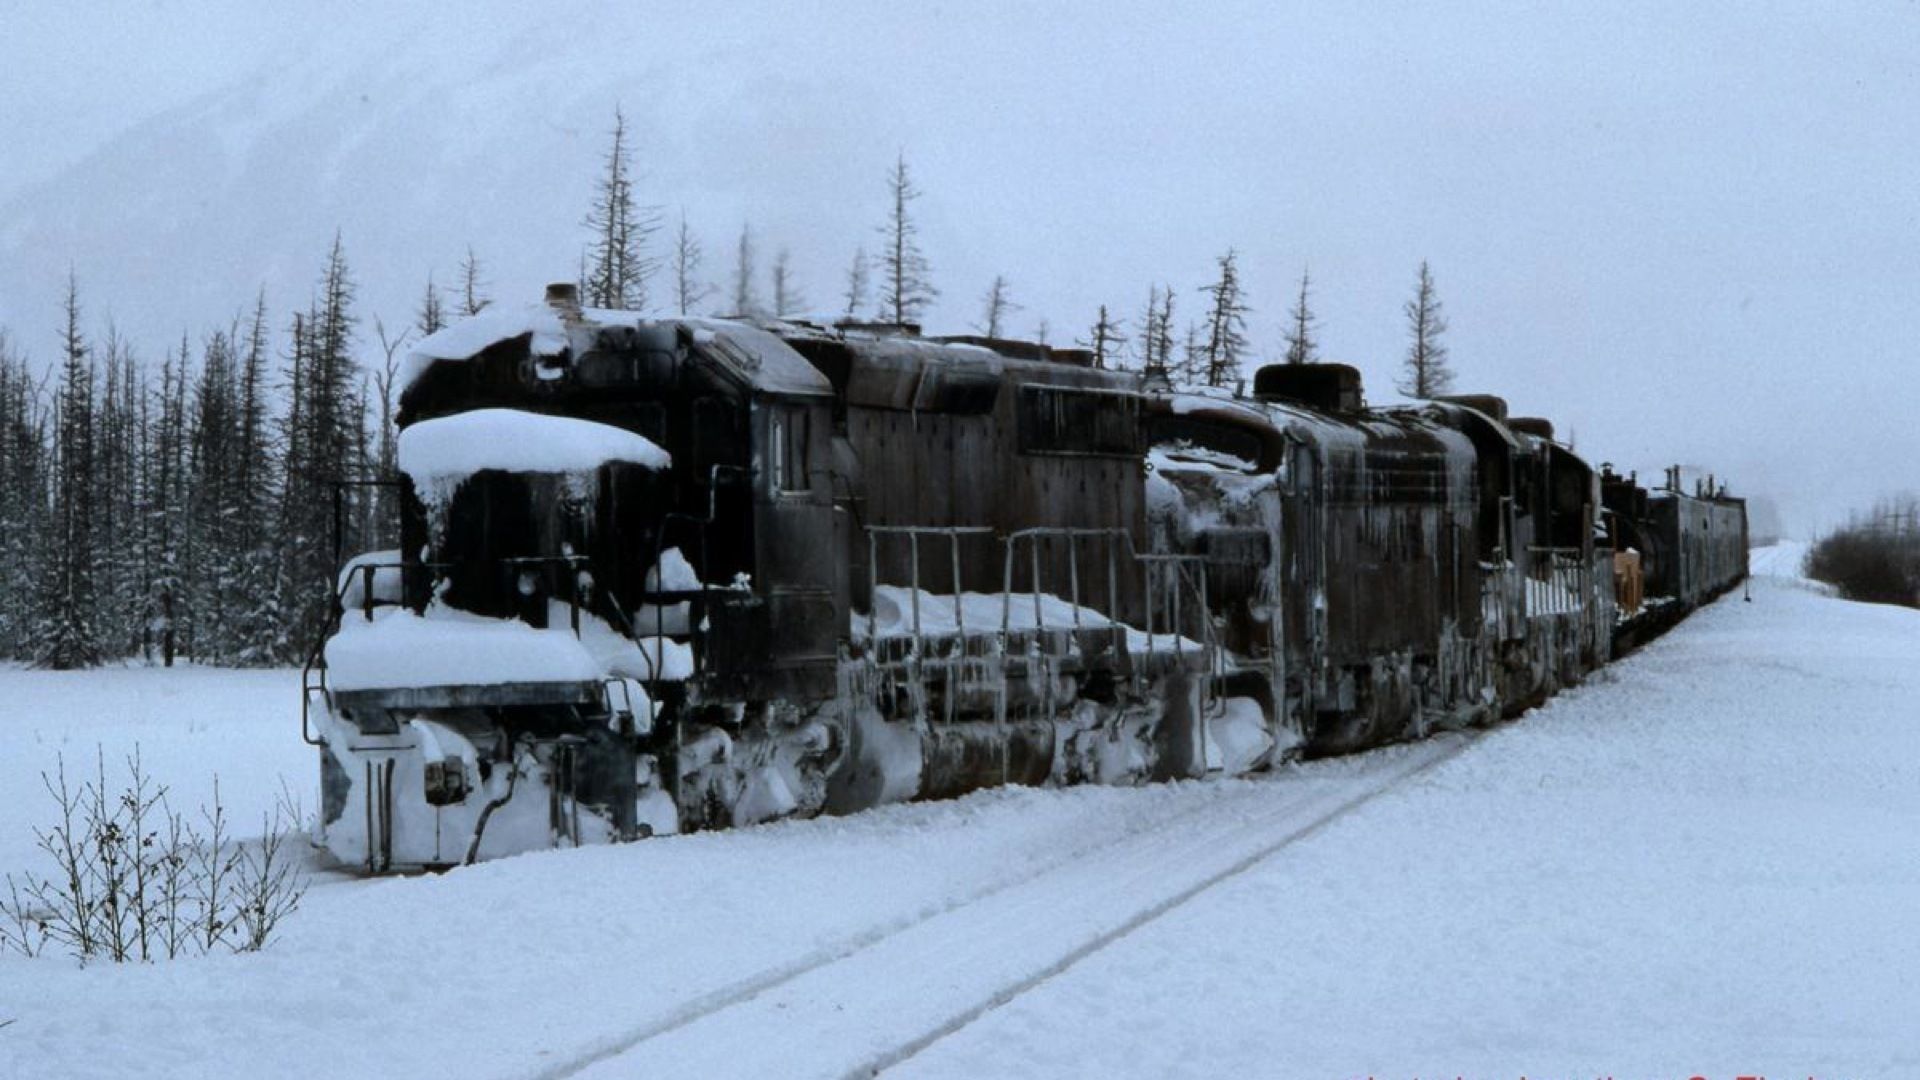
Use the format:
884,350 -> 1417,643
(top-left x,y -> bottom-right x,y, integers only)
1601,464 -> 1750,648
303,286 -> 1745,870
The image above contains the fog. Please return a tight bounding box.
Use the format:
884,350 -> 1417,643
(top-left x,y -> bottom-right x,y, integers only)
5,1 -> 1914,535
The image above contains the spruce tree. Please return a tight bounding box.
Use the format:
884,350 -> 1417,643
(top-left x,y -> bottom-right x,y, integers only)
416,274 -> 446,337
1283,267 -> 1319,365
1079,305 -> 1128,370
0,332 -> 49,660
877,154 -> 937,325
37,276 -> 102,669
771,248 -> 804,316
731,224 -> 761,317
671,213 -> 709,316
278,239 -> 362,657
582,108 -> 659,310
1398,260 -> 1454,399
1199,249 -> 1251,388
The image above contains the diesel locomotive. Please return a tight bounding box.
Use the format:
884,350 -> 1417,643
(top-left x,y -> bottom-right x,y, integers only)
304,285 -> 1747,870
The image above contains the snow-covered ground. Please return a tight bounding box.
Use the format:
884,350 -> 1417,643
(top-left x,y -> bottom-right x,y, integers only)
0,665 -> 309,881
3,543 -> 1916,1079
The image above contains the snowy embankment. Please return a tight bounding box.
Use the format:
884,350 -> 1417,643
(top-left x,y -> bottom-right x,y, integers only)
4,543 -> 1917,1079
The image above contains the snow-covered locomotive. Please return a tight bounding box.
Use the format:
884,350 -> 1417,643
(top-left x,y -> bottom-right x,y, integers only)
304,285 -> 1747,870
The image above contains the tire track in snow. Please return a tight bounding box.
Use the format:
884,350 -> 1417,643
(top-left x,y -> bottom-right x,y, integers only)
544,733 -> 1476,1080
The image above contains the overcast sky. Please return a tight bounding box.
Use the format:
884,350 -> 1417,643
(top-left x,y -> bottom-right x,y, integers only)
4,1 -> 1916,535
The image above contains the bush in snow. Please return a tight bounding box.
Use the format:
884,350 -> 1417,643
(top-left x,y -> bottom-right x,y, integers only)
1805,513 -> 1920,608
0,750 -> 307,964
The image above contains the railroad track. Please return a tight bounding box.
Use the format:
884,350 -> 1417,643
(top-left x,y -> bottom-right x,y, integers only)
529,733 -> 1477,1080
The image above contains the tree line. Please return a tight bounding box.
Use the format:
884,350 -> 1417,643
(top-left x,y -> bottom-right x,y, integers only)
0,108 -> 1460,670
578,110 -> 1458,395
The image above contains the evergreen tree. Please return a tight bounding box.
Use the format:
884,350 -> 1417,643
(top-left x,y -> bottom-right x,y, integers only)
771,248 -> 805,316
416,274 -> 446,337
93,330 -> 145,657
581,108 -> 659,310
877,154 -> 937,325
1179,320 -> 1205,386
147,332 -> 192,665
0,332 -> 49,660
731,224 -> 761,317
187,328 -> 243,661
278,238 -> 363,657
1283,267 -> 1319,366
1199,248 -> 1251,387
671,213 -> 709,316
222,291 -> 287,665
1398,260 -> 1453,399
1079,305 -> 1128,370
36,276 -> 102,669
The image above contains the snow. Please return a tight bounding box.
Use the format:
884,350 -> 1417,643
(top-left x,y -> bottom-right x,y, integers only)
0,665 -> 307,882
397,301 -> 575,391
324,607 -> 604,691
860,584 -> 1204,655
3,545 -> 1917,1077
396,407 -> 668,492
324,600 -> 694,692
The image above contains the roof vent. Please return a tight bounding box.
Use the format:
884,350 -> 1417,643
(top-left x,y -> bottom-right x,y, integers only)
1508,417 -> 1554,440
1251,363 -> 1364,412
545,282 -> 583,322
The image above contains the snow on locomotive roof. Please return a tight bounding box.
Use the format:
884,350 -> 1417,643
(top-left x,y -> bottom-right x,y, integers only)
398,407 -> 669,487
400,302 -> 833,399
399,301 -> 608,391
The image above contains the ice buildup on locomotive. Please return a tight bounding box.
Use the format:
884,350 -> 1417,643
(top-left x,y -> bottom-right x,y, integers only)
302,293 -> 1747,872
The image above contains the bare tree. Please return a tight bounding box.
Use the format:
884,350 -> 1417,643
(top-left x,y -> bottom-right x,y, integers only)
842,247 -> 870,319
975,275 -> 1019,338
1283,266 -> 1319,365
458,247 -> 489,316
1136,285 -> 1176,377
1398,260 -> 1453,398
671,213 -> 710,316
370,319 -> 408,540
582,107 -> 660,310
1078,305 -> 1128,369
1199,248 -> 1251,387
876,153 -> 937,325
771,248 -> 805,316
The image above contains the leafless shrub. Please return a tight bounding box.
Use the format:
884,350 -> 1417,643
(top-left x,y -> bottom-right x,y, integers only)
0,749 -> 307,965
